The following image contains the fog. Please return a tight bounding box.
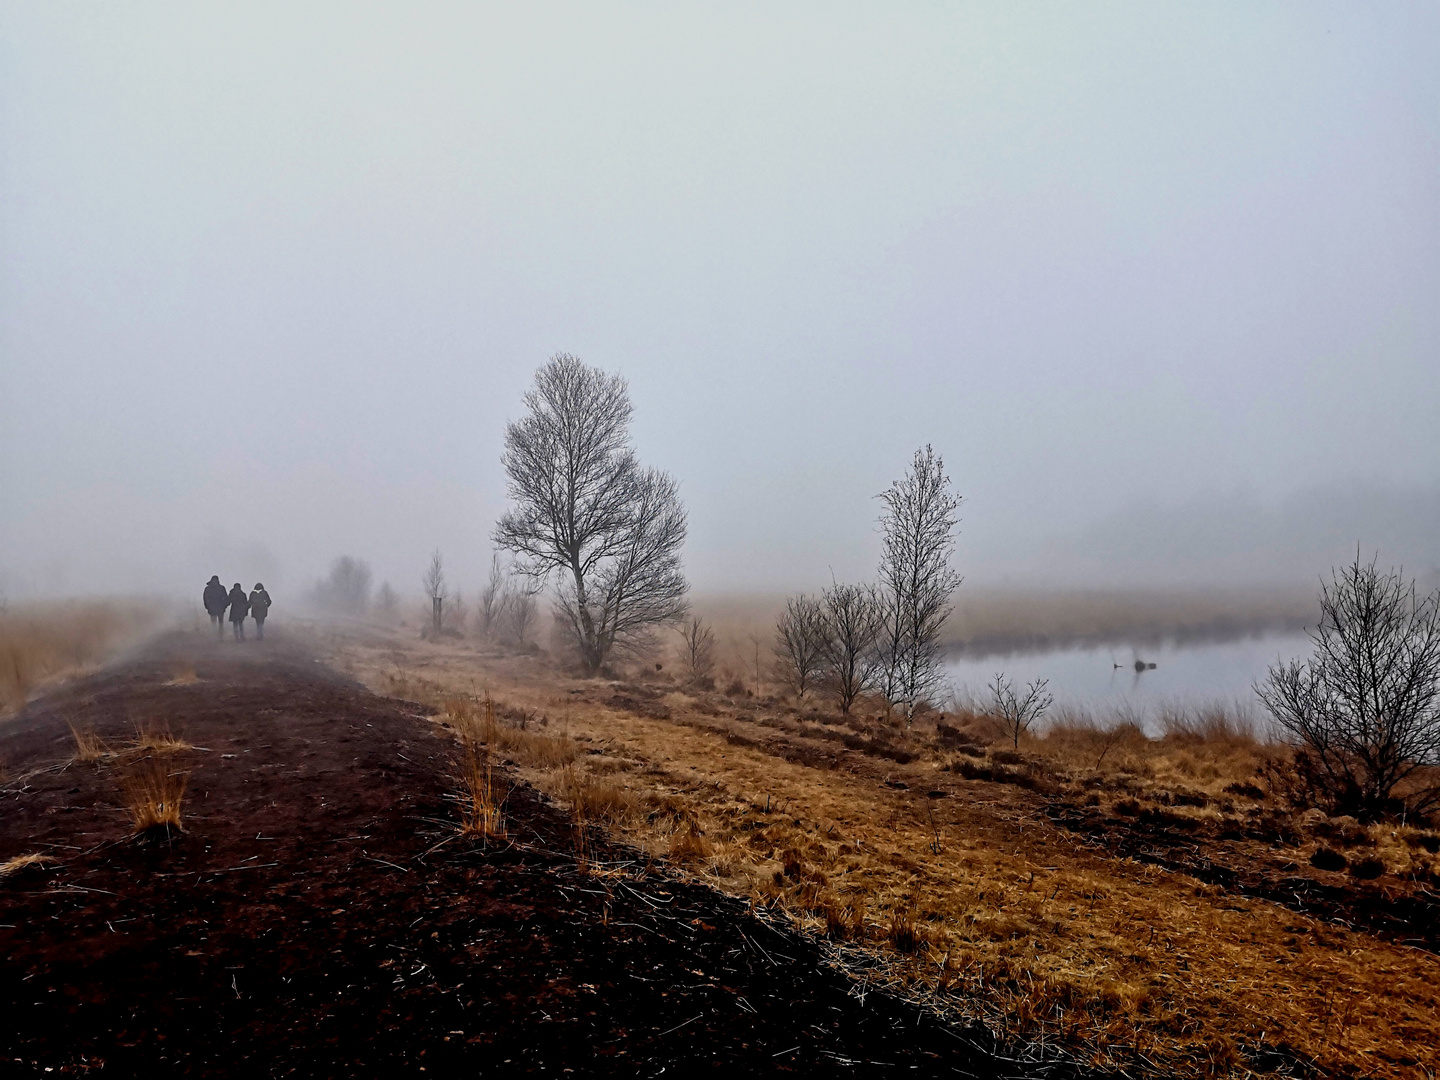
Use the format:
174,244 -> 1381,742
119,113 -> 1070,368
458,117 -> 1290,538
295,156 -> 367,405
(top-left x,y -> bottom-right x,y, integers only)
2,5 -> 1437,604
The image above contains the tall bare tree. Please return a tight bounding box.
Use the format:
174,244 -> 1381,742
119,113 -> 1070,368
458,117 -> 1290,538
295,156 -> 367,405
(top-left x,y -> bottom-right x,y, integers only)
495,354 -> 689,674
422,550 -> 447,636
819,582 -> 885,714
877,446 -> 963,719
1257,553 -> 1440,820
774,594 -> 827,701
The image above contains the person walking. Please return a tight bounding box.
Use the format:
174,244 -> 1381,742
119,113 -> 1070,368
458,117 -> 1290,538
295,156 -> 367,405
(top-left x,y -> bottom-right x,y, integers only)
203,575 -> 229,637
248,583 -> 272,640
227,582 -> 249,641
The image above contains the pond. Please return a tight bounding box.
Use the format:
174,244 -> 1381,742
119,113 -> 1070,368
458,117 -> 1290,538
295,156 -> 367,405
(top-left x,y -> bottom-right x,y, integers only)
943,632 -> 1314,732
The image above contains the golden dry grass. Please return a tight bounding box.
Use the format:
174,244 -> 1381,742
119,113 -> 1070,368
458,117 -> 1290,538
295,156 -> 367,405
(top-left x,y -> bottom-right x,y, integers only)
445,697 -> 508,840
0,852 -> 58,878
68,722 -> 111,763
314,622 -> 1440,1079
0,601 -> 162,712
120,755 -> 188,835
129,720 -> 192,755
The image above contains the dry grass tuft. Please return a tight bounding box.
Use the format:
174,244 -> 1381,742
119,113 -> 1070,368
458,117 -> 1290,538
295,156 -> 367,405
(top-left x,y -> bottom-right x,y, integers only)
0,852 -> 58,879
68,722 -> 111,763
668,825 -> 714,864
449,697 -> 507,840
166,666 -> 199,686
120,755 -> 188,836
130,720 -> 191,755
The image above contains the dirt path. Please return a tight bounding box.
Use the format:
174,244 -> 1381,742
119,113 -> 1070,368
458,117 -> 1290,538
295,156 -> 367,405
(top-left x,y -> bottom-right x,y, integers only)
0,631 -> 1077,1078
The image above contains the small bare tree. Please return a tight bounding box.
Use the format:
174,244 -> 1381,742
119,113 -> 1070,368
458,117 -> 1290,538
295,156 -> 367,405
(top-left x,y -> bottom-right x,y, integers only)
677,616 -> 717,686
495,355 -> 689,674
501,589 -> 539,646
450,589 -> 469,633
1257,554 -> 1440,820
376,581 -> 398,619
422,550 -> 447,636
479,553 -> 507,638
313,556 -> 373,616
877,446 -> 963,719
818,582 -> 885,714
990,672 -> 1054,749
774,595 -> 828,701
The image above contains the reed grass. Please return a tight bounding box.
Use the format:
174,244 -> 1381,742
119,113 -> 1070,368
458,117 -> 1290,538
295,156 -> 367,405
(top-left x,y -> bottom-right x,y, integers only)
0,601 -> 161,712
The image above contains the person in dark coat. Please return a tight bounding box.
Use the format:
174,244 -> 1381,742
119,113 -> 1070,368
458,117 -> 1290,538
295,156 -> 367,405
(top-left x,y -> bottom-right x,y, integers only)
248,583 -> 272,640
203,575 -> 229,636
227,583 -> 249,641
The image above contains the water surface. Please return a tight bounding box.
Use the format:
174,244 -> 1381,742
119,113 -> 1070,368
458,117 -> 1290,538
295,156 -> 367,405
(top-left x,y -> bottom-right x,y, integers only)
945,633 -> 1312,730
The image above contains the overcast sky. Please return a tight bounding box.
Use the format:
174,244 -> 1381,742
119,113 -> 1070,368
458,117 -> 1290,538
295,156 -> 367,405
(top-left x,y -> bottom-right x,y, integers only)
2,3 -> 1437,600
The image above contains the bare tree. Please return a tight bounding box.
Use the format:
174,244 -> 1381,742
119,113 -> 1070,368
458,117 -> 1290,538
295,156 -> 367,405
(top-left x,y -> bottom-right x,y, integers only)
422,550 -> 447,636
501,589 -> 539,646
495,354 -> 689,674
990,672 -> 1054,749
450,589 -> 469,633
1257,553 -> 1440,820
478,553 -> 507,638
376,581 -> 398,620
877,446 -> 963,719
677,616 -> 717,686
818,582 -> 885,714
312,556 -> 373,616
774,595 -> 828,701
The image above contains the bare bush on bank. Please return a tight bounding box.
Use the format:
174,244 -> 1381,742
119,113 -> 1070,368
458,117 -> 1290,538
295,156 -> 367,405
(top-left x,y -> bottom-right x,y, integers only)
1258,553 -> 1440,821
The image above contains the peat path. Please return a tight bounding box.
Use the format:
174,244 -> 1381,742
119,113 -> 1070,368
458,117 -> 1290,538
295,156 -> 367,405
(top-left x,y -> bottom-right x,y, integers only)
0,631 -> 1081,1078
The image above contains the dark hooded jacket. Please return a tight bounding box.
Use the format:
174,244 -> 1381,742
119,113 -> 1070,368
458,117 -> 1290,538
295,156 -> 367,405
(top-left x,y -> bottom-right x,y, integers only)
249,586 -> 272,621
203,576 -> 228,616
227,584 -> 249,623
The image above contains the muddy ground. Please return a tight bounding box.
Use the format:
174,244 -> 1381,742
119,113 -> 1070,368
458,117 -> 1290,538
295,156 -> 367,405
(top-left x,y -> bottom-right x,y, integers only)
0,632 -> 1085,1078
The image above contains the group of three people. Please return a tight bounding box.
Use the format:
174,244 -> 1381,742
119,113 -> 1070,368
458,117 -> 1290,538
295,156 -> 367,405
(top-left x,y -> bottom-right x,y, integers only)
204,577 -> 272,640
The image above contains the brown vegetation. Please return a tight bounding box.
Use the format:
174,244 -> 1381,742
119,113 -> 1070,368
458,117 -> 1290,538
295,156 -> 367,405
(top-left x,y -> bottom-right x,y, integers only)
444,697 -> 508,840
0,601 -> 162,711
119,754 -> 188,836
318,620 -> 1440,1079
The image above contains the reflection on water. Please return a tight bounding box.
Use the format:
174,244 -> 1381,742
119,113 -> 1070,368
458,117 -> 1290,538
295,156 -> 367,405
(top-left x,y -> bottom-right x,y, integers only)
944,633 -> 1313,730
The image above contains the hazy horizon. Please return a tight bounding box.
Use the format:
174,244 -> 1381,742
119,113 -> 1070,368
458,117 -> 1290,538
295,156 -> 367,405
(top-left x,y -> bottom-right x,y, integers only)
3,5 -> 1437,604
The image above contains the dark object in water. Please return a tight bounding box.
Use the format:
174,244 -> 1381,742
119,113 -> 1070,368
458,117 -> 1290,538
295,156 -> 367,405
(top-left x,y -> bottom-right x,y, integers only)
1133,659 -> 1157,672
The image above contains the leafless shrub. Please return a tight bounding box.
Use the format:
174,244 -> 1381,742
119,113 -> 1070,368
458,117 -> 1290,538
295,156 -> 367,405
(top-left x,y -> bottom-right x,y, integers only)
495,354 -> 688,674
876,445 -> 963,719
376,581 -> 399,619
774,595 -> 827,700
501,589 -> 539,646
990,672 -> 1054,749
1257,553 -> 1440,820
677,616 -> 716,686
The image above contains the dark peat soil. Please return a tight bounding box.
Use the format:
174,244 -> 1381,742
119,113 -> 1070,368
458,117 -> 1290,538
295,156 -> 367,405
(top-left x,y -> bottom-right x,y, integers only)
0,631 -> 1065,1079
